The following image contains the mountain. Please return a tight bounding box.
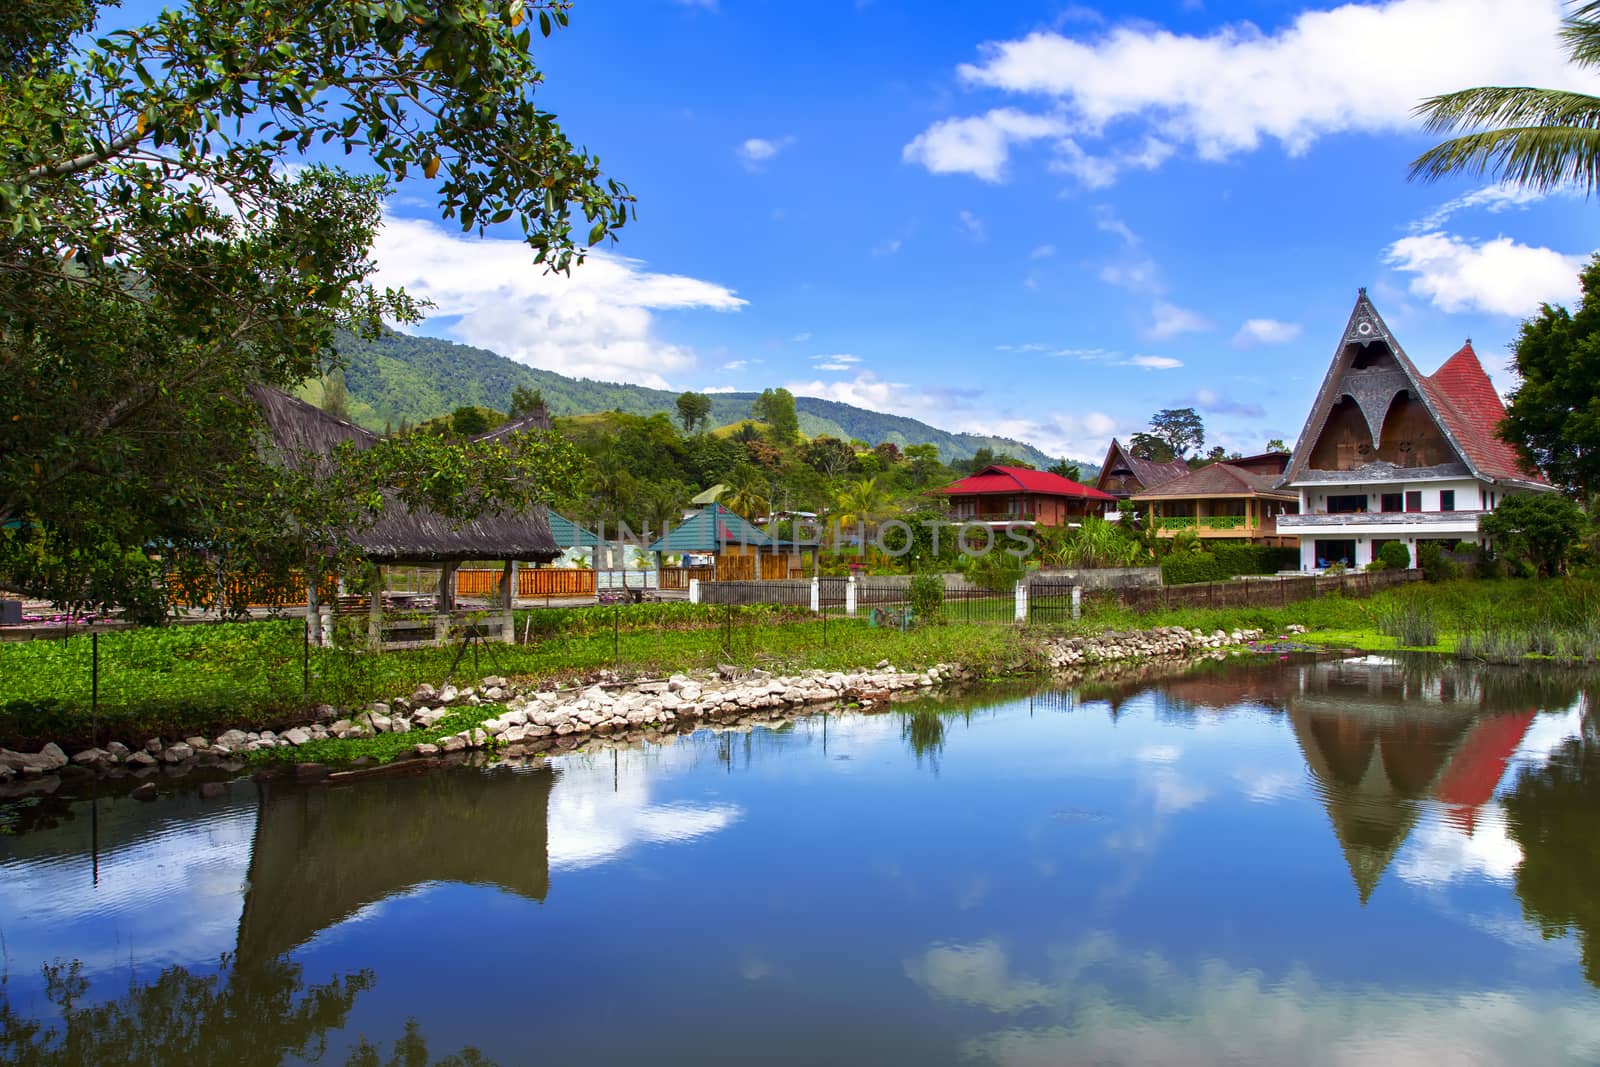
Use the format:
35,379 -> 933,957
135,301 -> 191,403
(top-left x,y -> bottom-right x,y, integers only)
333,329 -> 1085,470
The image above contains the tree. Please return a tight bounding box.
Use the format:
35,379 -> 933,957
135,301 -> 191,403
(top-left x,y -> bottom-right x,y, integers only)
722,463 -> 770,521
750,388 -> 800,445
1048,459 -> 1082,482
0,1 -> 632,614
1145,408 -> 1205,459
449,406 -> 490,438
320,370 -> 351,421
1128,433 -> 1175,463
1266,438 -> 1288,452
1480,493 -> 1586,576
1500,256 -> 1600,497
1411,2 -> 1600,196
802,436 -> 855,479
834,477 -> 886,528
508,385 -> 546,418
675,391 -> 712,434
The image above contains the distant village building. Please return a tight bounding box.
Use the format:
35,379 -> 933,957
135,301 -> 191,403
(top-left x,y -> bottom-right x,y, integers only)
936,465 -> 1115,527
1094,439 -> 1190,501
1132,451 -> 1298,545
1276,291 -> 1551,570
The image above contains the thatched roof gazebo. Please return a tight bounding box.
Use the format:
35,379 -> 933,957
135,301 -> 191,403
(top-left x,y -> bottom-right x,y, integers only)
253,387 -> 564,646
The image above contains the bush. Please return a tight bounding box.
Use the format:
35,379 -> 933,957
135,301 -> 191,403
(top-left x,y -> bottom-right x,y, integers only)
1161,551 -> 1228,585
1212,544 -> 1298,576
1376,541 -> 1412,571
960,548 -> 1026,592
1416,542 -> 1460,582
907,570 -> 945,621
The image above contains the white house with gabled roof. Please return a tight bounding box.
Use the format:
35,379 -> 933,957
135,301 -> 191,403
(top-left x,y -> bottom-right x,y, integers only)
1276,291 -> 1551,570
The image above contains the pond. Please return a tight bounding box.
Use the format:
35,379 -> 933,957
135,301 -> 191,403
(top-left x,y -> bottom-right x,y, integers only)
1,655 -> 1597,1065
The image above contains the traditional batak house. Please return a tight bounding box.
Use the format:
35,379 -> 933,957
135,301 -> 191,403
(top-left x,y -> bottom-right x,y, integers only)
1276,291 -> 1550,570
1094,439 -> 1190,501
1131,450 -> 1298,545
936,465 -> 1115,528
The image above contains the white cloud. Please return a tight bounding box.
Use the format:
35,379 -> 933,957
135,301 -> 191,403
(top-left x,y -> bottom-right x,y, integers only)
1189,386 -> 1265,417
872,236 -> 904,256
901,107 -> 1068,182
906,940 -> 1055,1014
1030,243 -> 1056,259
1384,231 -> 1586,316
958,209 -> 988,240
1095,205 -> 1138,246
703,385 -> 738,393
737,135 -> 795,170
1123,354 -> 1184,370
372,215 -> 745,389
812,352 -> 862,372
1411,182 -> 1574,234
915,0 -> 1597,186
1145,301 -> 1212,340
1099,257 -> 1160,290
721,359 -> 751,371
1233,318 -> 1303,347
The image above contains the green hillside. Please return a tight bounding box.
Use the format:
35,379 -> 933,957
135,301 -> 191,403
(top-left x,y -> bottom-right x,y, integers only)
333,329 -> 1091,471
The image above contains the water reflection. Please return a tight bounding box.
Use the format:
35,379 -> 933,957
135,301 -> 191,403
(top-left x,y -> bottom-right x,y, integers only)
1,655 -> 1598,1064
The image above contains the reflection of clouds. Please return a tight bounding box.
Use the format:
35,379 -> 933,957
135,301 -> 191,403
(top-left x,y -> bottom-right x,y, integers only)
1232,769 -> 1300,803
1148,769 -> 1208,815
546,745 -> 742,870
0,799 -> 255,978
938,936 -> 1600,1066
1135,744 -> 1180,764
905,940 -> 1053,1015
1396,805 -> 1520,888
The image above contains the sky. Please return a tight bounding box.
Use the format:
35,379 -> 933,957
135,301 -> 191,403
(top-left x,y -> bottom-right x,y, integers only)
128,0 -> 1600,462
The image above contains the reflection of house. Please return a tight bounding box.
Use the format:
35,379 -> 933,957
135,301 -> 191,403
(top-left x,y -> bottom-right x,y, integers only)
1094,439 -> 1190,501
1276,291 -> 1550,570
935,465 -> 1115,527
1132,451 -> 1297,545
235,766 -> 555,965
1286,658 -> 1535,903
645,502 -> 812,581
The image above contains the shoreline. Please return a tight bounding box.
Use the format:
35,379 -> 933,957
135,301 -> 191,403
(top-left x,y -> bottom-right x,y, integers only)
0,625 -> 1272,798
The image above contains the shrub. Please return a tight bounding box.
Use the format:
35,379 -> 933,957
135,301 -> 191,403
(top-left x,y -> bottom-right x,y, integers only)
960,549 -> 1026,592
1161,551 -> 1228,585
907,570 -> 945,621
1416,542 -> 1460,582
1376,541 -> 1413,571
1211,544 -> 1298,577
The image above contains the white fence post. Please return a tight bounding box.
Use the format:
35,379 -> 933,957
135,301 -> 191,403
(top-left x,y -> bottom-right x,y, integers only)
688,578 -> 701,604
810,576 -> 820,613
845,576 -> 858,618
1015,579 -> 1028,623
1071,585 -> 1081,620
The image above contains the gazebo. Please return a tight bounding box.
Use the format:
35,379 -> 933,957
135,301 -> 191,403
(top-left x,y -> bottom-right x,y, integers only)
255,387 -> 564,646
646,502 -> 810,582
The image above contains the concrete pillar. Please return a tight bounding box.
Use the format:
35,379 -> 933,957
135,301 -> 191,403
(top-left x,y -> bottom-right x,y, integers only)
1072,585 -> 1081,620
688,578 -> 701,604
1014,579 -> 1028,623
501,559 -> 515,644
845,576 -> 858,618
809,576 -> 820,613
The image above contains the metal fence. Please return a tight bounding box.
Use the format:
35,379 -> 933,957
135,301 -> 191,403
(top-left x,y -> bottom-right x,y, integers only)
1088,568 -> 1419,612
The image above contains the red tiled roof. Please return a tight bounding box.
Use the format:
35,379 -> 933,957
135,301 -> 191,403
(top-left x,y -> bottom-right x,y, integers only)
1433,709 -> 1537,835
937,465 -> 1116,500
1421,343 -> 1546,485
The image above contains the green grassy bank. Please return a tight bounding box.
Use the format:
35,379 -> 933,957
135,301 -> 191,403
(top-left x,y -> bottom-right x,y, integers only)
0,578 -> 1588,750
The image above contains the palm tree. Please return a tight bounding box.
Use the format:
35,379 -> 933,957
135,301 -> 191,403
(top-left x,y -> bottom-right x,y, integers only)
1411,3 -> 1600,193
834,477 -> 886,529
721,463 -> 770,520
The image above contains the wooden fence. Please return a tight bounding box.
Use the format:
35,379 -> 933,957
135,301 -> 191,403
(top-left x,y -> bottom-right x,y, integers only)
660,566 -> 714,590
167,572 -> 337,609
453,568 -> 600,599
1087,568 -> 1419,613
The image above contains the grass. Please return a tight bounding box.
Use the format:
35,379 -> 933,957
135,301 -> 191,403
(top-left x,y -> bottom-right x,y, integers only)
2,576 -> 1592,751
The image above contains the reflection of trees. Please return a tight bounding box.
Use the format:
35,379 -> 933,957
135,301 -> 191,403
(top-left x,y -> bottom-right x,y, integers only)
0,956 -> 496,1067
901,708 -> 946,768
1503,732 -> 1600,987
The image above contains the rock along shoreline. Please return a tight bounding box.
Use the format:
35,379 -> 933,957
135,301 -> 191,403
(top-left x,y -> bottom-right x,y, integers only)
0,624 -> 1274,797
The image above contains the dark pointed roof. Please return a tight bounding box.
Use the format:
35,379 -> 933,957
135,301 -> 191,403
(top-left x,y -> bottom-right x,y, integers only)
1096,439 -> 1190,495
254,387 -> 562,563
1131,461 -> 1297,500
1280,292 -> 1547,489
646,502 -> 771,554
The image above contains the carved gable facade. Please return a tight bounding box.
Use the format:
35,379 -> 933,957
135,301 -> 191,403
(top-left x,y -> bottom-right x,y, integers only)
1276,291 -> 1549,571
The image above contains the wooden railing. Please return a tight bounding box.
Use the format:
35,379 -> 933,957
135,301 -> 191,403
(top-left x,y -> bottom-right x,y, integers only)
167,572 -> 337,609
520,568 -> 596,597
660,566 -> 714,590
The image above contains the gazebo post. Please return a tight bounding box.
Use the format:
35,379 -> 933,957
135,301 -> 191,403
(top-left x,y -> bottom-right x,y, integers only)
500,559 -> 515,645
305,568 -> 321,648
435,561 -> 457,646
368,580 -> 383,651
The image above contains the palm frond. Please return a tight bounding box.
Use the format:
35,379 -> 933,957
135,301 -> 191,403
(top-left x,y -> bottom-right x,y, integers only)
1562,3 -> 1600,67
1413,86 -> 1600,134
1408,125 -> 1600,193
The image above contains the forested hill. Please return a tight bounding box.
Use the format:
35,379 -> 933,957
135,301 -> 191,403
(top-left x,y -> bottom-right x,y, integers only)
333,330 -> 1074,468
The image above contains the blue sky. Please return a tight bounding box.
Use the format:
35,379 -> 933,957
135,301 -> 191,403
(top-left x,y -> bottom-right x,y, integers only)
129,0 -> 1600,461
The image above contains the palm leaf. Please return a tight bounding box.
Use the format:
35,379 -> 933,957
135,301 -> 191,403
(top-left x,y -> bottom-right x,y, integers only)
1413,87 -> 1600,134
1562,2 -> 1600,68
1409,124 -> 1600,193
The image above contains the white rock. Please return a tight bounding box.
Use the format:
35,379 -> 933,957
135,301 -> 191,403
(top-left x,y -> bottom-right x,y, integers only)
283,727 -> 313,746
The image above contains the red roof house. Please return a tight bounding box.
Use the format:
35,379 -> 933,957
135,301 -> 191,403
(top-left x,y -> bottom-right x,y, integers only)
935,465 -> 1115,526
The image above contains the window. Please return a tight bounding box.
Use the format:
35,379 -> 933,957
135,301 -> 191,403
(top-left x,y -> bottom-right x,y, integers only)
1380,493 -> 1403,512
1405,491 -> 1422,512
1327,494 -> 1367,514
1440,490 -> 1455,512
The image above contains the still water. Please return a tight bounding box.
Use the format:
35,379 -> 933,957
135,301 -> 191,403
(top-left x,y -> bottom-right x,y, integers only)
2,655 -> 1597,1065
